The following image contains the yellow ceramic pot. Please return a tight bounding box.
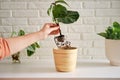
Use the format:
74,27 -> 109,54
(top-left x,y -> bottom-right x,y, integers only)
53,47 -> 78,72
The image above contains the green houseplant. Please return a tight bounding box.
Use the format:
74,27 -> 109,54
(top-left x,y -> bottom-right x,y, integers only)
47,0 -> 79,72
98,21 -> 120,66
47,0 -> 79,47
11,30 -> 40,63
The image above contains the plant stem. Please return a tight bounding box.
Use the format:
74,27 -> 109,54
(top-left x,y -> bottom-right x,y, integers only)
59,29 -> 62,36
56,23 -> 62,36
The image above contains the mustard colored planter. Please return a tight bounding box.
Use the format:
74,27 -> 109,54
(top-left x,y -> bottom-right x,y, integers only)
105,39 -> 120,66
53,47 -> 78,72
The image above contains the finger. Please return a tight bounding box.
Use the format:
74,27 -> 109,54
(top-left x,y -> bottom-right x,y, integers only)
49,30 -> 59,35
46,23 -> 58,27
49,29 -> 60,35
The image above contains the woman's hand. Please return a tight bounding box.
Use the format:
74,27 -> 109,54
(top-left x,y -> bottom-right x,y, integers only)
40,23 -> 60,40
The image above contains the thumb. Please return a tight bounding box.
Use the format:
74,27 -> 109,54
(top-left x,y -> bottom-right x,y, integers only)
50,26 -> 59,32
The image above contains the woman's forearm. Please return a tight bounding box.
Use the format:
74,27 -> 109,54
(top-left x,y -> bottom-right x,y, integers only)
5,23 -> 59,56
6,31 -> 43,55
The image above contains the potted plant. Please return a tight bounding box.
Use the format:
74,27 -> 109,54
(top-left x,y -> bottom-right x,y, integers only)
47,0 -> 79,72
11,30 -> 40,63
98,21 -> 120,66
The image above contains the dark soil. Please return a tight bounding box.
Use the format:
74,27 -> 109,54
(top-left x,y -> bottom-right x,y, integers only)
60,46 -> 77,50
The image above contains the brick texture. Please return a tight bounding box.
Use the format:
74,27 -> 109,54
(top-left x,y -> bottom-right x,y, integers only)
0,0 -> 120,60
1,2 -> 27,9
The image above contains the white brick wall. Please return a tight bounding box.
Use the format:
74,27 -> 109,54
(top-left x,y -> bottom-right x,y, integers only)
1,2 -> 27,9
1,18 -> 27,25
112,1 -> 120,8
96,9 -> 120,17
83,17 -> 110,25
0,10 -> 11,17
0,0 -> 120,60
0,26 -> 12,32
83,1 -> 110,9
12,10 -> 39,17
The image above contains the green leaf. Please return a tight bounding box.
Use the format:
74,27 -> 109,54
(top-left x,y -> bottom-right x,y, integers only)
47,0 -> 79,24
97,32 -> 107,38
52,4 -> 67,19
27,50 -> 35,56
113,21 -> 120,32
27,45 -> 35,52
18,30 -> 25,36
47,4 -> 53,16
113,21 -> 120,29
34,42 -> 40,48
11,31 -> 17,37
105,26 -> 114,39
27,42 -> 40,56
55,0 -> 65,2
117,32 -> 120,39
106,26 -> 113,34
55,0 -> 69,6
55,0 -> 64,1
57,10 -> 79,24
27,44 -> 36,56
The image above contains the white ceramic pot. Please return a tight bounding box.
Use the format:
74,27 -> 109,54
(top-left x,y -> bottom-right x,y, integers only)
105,39 -> 120,66
53,47 -> 78,72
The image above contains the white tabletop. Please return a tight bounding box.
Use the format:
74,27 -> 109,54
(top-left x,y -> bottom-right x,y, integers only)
0,58 -> 120,78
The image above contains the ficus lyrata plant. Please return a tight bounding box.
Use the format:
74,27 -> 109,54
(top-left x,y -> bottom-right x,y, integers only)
47,0 -> 79,48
